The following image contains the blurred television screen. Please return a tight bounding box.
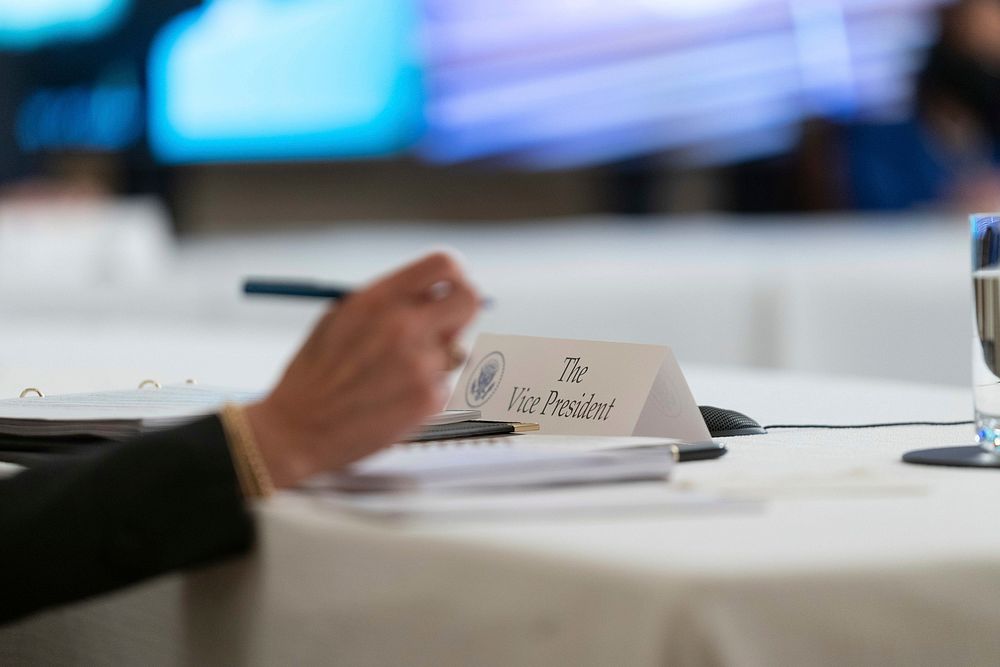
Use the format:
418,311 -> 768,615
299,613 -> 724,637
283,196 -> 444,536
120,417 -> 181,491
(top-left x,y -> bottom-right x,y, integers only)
420,0 -> 949,168
0,0 -> 950,173
147,0 -> 423,162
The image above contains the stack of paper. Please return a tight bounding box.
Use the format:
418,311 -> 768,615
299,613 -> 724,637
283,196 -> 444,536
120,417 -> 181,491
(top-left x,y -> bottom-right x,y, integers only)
312,435 -> 676,494
0,385 -> 481,441
0,385 -> 260,439
306,435 -> 747,521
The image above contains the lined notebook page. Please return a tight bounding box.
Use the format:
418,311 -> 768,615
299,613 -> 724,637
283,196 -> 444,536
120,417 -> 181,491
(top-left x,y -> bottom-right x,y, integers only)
0,385 -> 260,421
0,385 -> 261,439
0,386 -> 480,440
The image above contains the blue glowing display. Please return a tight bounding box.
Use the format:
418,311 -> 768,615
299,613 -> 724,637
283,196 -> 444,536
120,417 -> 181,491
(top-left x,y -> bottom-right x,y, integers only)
420,0 -> 950,169
0,0 -> 130,49
148,0 -> 423,163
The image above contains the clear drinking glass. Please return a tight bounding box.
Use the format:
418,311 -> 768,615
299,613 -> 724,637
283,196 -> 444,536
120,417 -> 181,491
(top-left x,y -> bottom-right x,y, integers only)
972,214 -> 1000,450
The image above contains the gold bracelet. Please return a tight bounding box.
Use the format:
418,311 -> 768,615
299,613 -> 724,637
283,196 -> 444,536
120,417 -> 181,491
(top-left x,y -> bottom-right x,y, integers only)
219,404 -> 263,498
219,403 -> 275,499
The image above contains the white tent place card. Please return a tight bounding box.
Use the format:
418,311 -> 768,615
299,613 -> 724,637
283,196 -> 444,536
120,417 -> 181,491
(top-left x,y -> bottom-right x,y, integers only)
448,334 -> 710,442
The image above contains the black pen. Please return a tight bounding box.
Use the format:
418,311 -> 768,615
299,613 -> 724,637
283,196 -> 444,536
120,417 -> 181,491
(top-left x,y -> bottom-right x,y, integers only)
244,279 -> 351,300
243,278 -> 493,306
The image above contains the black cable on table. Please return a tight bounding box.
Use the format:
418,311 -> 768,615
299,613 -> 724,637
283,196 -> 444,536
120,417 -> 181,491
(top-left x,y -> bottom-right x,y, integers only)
763,420 -> 973,430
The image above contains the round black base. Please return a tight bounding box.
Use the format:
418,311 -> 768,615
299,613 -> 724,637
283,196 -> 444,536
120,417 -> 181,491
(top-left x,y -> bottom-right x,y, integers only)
902,445 -> 1000,468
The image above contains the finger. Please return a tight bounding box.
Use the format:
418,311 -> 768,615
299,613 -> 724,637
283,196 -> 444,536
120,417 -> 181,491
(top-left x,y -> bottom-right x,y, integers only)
413,276 -> 480,335
334,269 -> 474,367
333,253 -> 472,350
371,252 -> 466,302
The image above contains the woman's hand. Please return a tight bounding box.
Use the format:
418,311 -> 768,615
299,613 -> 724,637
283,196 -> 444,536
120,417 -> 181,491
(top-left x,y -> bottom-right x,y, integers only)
244,253 -> 480,488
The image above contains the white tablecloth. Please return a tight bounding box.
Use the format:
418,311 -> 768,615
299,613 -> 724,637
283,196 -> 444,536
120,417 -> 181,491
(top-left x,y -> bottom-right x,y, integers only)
4,368 -> 1000,666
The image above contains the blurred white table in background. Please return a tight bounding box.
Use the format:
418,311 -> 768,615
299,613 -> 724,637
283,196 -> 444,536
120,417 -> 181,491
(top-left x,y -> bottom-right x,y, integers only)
2,367 -> 997,666
0,207 -> 973,388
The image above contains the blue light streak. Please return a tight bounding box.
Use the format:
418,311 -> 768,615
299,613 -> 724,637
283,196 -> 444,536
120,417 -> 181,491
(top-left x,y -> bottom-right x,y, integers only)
0,0 -> 130,49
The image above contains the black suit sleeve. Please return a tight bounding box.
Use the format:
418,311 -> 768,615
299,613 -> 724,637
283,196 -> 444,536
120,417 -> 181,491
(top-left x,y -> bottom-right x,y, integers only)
0,415 -> 255,625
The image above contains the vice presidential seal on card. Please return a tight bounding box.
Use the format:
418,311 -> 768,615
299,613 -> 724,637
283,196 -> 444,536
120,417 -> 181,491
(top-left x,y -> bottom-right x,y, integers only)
465,351 -> 504,407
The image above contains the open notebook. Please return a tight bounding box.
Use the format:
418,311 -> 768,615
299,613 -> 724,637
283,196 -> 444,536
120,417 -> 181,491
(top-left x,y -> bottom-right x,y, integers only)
0,385 -> 479,441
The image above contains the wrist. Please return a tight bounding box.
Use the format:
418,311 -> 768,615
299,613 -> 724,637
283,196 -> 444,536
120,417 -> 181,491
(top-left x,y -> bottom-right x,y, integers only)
218,404 -> 275,498
243,400 -> 318,489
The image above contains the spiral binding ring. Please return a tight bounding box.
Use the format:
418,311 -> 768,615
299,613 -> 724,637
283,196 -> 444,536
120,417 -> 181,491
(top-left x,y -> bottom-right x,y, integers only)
19,387 -> 44,398
138,379 -> 161,390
